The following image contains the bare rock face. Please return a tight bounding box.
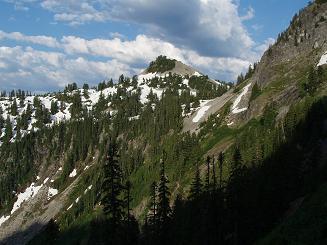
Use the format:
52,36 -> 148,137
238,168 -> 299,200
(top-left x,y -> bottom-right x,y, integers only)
230,2 -> 327,125
252,2 -> 327,89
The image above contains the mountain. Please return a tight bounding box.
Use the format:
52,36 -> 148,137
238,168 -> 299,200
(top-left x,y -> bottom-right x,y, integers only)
0,56 -> 230,244
1,1 -> 327,244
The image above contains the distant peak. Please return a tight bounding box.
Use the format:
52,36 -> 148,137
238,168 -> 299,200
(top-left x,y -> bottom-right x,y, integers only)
143,55 -> 201,78
146,55 -> 176,74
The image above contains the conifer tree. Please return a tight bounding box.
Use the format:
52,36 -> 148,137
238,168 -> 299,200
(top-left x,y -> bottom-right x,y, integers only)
11,98 -> 18,116
125,180 -> 132,223
0,108 -> 4,129
212,155 -> 217,190
50,100 -> 59,115
149,181 -> 157,228
101,140 -> 124,228
218,152 -> 224,188
205,156 -> 211,192
157,158 -> 171,242
70,92 -> 82,118
189,164 -> 202,200
4,116 -> 13,143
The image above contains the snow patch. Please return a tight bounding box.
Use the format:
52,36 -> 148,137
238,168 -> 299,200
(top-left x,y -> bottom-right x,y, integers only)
317,51 -> 327,66
84,185 -> 93,194
11,183 -> 42,215
128,115 -> 140,121
69,169 -> 77,178
47,188 -> 58,200
0,181 -> 43,227
182,79 -> 189,86
67,203 -> 73,211
192,100 -> 212,123
193,71 -> 202,76
231,83 -> 252,114
0,216 -> 10,227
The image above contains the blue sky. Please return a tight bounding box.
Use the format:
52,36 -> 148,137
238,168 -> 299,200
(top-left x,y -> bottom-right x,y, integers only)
0,0 -> 309,92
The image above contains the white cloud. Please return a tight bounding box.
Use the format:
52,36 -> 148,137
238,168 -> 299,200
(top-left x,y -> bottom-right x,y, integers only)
0,26 -> 274,91
4,0 -> 38,11
31,0 -> 256,58
240,6 -> 255,21
0,30 -> 60,48
0,46 -> 135,91
61,34 -> 184,65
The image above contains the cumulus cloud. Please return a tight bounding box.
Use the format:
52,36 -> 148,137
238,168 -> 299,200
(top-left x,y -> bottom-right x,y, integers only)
60,34 -> 251,81
0,46 -> 135,91
0,0 -> 274,91
0,30 -> 60,48
0,31 -> 254,91
4,0 -> 38,11
34,0 -> 256,58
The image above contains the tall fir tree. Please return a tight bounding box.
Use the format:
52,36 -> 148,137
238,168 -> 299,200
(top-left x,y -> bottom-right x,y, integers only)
157,158 -> 171,244
218,152 -> 224,189
205,156 -> 211,192
189,164 -> 202,200
101,140 -> 124,229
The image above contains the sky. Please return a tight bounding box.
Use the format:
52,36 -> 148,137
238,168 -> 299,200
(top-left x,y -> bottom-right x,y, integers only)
0,0 -> 309,92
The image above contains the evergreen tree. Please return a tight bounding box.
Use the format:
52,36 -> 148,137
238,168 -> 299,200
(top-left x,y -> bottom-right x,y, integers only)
307,66 -> 317,95
157,158 -> 171,243
149,181 -> 157,228
218,152 -> 224,188
125,180 -> 132,223
83,83 -> 90,99
189,164 -> 202,200
101,140 -> 124,228
0,108 -> 4,129
11,98 -> 18,116
70,92 -> 83,118
3,116 -> 13,143
205,156 -> 211,192
50,100 -> 59,115
212,155 -> 217,190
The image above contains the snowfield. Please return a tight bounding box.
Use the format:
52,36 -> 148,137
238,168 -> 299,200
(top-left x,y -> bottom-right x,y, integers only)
0,182 -> 43,227
317,51 -> 327,66
47,188 -> 58,201
0,69 -> 221,145
231,83 -> 252,114
192,100 -> 212,123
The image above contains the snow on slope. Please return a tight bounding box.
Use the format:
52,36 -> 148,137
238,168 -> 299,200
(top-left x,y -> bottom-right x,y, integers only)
0,182 -> 42,227
0,66 -> 224,146
137,73 -> 165,103
317,51 -> 327,66
47,188 -> 58,201
69,169 -> 77,178
192,100 -> 212,123
231,83 -> 252,114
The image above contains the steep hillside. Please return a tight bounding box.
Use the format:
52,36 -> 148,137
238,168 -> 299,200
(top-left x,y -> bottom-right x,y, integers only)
0,58 -> 230,244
